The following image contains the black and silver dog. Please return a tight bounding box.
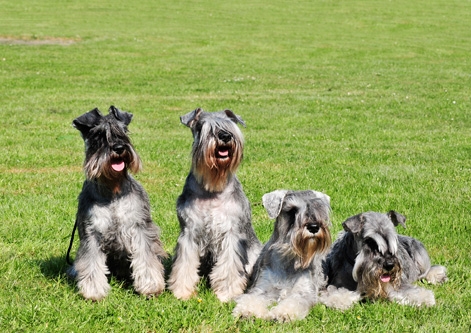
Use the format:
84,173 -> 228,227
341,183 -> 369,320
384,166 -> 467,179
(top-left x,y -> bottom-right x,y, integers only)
168,108 -> 261,302
233,190 -> 332,321
322,211 -> 447,309
68,106 -> 167,300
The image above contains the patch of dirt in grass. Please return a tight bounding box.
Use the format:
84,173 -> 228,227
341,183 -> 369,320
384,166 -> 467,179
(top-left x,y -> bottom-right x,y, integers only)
0,36 -> 80,46
2,166 -> 82,174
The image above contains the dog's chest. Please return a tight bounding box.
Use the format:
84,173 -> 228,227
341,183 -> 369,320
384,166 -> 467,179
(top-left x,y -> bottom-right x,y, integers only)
89,194 -> 145,235
194,196 -> 240,234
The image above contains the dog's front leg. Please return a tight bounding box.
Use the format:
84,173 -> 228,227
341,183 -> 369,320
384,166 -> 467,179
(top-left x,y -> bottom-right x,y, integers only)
268,274 -> 315,322
168,228 -> 202,300
73,235 -> 110,301
209,231 -> 248,302
129,226 -> 166,297
388,285 -> 436,306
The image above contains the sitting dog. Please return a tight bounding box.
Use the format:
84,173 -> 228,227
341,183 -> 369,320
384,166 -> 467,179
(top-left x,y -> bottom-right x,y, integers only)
233,190 -> 331,322
168,108 -> 261,302
68,106 -> 167,300
322,211 -> 447,309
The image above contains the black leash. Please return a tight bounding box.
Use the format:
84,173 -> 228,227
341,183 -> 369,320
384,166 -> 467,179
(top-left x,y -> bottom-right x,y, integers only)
66,217 -> 78,266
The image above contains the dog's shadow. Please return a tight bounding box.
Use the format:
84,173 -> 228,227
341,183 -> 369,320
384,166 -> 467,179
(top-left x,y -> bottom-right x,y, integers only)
38,254 -> 175,292
38,255 -> 76,291
39,255 -> 70,278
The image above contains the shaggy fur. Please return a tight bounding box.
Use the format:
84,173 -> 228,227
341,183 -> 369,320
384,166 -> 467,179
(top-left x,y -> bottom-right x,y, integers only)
168,108 -> 261,302
68,106 -> 167,300
321,211 -> 447,310
233,190 -> 331,322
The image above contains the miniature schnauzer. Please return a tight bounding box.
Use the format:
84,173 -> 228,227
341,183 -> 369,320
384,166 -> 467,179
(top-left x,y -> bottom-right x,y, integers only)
321,211 -> 447,309
68,106 -> 167,300
233,190 -> 332,322
168,108 -> 261,302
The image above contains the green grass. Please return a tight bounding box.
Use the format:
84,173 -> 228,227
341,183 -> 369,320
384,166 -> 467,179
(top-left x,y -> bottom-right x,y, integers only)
1,0 -> 470,331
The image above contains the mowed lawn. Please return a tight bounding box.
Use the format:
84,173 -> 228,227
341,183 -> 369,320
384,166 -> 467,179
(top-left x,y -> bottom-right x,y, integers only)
0,0 -> 470,332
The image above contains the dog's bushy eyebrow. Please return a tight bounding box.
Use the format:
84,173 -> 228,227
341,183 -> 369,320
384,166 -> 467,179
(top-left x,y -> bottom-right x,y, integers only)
386,233 -> 398,255
363,231 -> 388,255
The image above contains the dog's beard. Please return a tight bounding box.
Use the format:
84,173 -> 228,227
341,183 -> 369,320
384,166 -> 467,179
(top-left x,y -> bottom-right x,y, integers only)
84,145 -> 142,185
192,137 -> 242,192
273,225 -> 331,270
354,252 -> 402,299
292,226 -> 331,269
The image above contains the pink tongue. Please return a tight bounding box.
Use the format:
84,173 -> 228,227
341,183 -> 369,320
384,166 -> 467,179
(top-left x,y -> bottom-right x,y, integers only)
218,149 -> 229,157
111,161 -> 125,172
380,274 -> 391,283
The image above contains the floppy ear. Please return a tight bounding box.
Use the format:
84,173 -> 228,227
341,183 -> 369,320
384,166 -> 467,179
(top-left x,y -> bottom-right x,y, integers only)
223,109 -> 246,127
262,190 -> 288,219
109,105 -> 133,125
342,213 -> 364,234
310,190 -> 331,207
180,108 -> 203,128
72,108 -> 103,136
388,210 -> 407,228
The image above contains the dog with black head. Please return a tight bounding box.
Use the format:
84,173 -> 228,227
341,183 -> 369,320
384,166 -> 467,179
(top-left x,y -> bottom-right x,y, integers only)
68,106 -> 167,300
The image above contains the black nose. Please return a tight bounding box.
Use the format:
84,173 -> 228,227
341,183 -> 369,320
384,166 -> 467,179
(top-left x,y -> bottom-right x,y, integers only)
113,145 -> 125,155
306,223 -> 320,234
218,131 -> 232,143
383,259 -> 395,271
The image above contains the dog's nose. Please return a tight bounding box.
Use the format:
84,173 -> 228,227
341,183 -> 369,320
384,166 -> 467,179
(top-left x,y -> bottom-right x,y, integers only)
383,260 -> 395,271
113,145 -> 125,155
218,131 -> 232,143
306,223 -> 320,234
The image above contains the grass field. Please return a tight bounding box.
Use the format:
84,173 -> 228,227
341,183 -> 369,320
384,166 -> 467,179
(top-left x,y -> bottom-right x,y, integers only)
1,0 -> 470,331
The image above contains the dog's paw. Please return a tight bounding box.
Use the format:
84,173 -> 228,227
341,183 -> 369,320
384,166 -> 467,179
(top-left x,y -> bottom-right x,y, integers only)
232,294 -> 271,319
133,270 -> 165,297
169,285 -> 197,300
319,286 -> 360,310
136,284 -> 165,299
215,289 -> 241,303
78,278 -> 111,301
389,286 -> 436,307
425,265 -> 448,285
268,299 -> 310,322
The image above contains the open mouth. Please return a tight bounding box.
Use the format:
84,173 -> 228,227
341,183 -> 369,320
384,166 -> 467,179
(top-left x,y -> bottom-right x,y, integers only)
216,147 -> 230,159
111,158 -> 125,172
380,273 -> 391,283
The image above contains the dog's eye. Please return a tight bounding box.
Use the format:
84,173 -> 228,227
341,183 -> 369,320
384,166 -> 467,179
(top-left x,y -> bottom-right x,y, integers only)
285,207 -> 298,223
364,238 -> 379,253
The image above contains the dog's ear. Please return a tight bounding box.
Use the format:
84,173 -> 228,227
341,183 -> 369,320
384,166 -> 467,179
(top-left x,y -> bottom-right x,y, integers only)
342,214 -> 364,234
109,105 -> 133,125
223,109 -> 246,127
309,190 -> 331,207
180,108 -> 203,128
72,108 -> 103,135
262,190 -> 288,219
388,210 -> 407,228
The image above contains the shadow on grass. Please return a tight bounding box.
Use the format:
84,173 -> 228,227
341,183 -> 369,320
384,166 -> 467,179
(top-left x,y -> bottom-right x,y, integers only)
37,255 -> 78,294
39,254 -> 70,279
37,253 -> 175,293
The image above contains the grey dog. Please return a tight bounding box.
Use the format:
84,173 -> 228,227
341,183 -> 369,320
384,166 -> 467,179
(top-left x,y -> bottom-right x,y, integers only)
68,106 -> 167,300
321,211 -> 447,309
167,108 -> 261,302
233,190 -> 331,322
